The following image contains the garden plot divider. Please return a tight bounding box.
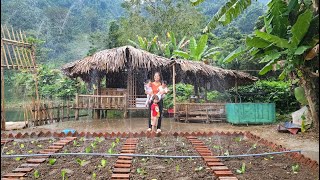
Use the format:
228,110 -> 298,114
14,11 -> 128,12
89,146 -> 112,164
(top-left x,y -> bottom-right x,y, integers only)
1,130 -> 319,179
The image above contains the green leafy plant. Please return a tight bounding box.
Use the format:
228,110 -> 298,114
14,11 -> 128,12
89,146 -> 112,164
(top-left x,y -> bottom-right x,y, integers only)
48,158 -> 57,165
98,159 -> 107,168
224,150 -> 230,156
212,145 -> 221,149
61,169 -> 68,180
252,143 -> 257,149
236,163 -> 246,174
234,137 -> 242,142
76,158 -> 87,166
292,164 -> 299,174
34,170 -> 40,179
85,146 -> 92,153
6,150 -> 15,155
195,166 -> 204,172
37,144 -> 42,148
92,172 -> 97,180
91,141 -> 97,149
15,157 -> 21,161
20,143 -> 25,148
176,165 -> 180,172
115,138 -> 120,144
137,168 -> 147,175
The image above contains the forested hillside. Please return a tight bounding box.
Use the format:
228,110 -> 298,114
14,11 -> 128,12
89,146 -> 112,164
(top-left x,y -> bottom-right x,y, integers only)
1,0 -> 266,66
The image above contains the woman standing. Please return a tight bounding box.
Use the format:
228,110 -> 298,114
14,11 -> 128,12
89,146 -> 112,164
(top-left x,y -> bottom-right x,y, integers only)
146,72 -> 165,133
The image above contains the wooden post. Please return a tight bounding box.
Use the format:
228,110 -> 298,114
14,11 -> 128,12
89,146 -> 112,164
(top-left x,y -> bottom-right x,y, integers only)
57,103 -> 60,122
1,68 -> 5,130
49,102 -> 53,123
75,93 -> 79,120
67,101 -> 70,120
61,101 -> 64,121
173,63 -> 176,118
235,78 -> 238,103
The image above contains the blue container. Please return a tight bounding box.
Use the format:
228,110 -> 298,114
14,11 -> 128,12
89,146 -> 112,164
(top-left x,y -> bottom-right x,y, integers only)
226,103 -> 276,125
62,129 -> 76,134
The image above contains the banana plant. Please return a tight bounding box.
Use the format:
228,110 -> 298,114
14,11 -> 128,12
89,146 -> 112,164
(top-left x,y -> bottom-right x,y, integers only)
173,34 -> 221,62
191,0 -> 255,33
158,32 -> 188,58
128,35 -> 159,54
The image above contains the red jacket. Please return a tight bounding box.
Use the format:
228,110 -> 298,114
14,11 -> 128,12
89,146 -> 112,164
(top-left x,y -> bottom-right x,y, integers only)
151,103 -> 160,117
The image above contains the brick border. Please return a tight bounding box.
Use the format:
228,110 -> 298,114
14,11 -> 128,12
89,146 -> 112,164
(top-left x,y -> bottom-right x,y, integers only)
186,136 -> 238,180
2,136 -> 76,179
1,130 -> 318,171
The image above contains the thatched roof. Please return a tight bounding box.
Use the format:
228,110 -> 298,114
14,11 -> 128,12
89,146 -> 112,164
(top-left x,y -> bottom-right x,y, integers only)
62,46 -> 171,78
61,46 -> 258,89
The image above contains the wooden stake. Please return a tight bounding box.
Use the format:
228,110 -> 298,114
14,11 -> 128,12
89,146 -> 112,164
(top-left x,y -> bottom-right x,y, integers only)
1,68 -> 5,130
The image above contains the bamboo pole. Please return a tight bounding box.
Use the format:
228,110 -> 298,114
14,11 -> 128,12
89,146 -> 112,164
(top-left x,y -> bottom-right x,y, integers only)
61,101 -> 64,121
19,29 -> 32,68
75,93 -> 79,120
173,63 -> 176,117
67,101 -> 70,120
1,26 -> 13,69
10,26 -> 24,69
23,32 -> 36,68
15,29 -> 28,68
1,68 -> 5,130
1,39 -> 10,69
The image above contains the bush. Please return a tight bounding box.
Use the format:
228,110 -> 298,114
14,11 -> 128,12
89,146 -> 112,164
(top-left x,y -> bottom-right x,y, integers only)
226,80 -> 299,114
163,83 -> 194,109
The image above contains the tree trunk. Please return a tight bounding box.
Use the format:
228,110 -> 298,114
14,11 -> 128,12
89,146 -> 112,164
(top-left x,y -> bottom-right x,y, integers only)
300,68 -> 319,133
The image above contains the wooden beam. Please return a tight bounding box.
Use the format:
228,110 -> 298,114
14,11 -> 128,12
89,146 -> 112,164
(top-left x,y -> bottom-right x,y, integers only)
1,67 -> 5,130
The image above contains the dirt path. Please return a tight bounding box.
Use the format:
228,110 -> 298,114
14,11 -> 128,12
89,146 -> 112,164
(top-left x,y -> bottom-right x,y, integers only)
3,118 -> 319,163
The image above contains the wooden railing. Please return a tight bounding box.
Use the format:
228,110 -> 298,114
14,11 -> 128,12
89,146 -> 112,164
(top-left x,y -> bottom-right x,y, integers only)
175,103 -> 226,123
74,94 -> 127,109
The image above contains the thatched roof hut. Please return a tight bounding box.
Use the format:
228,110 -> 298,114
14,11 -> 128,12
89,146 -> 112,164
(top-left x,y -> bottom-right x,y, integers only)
61,46 -> 257,92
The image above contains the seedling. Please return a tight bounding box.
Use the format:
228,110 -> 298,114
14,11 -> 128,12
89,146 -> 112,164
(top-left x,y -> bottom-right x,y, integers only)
98,159 -> 107,168
111,142 -> 116,149
79,137 -> 85,142
92,172 -> 97,179
141,158 -> 149,163
34,170 -> 40,179
224,150 -> 230,156
85,146 -> 92,153
292,164 -> 299,174
107,148 -> 114,154
37,144 -> 42,148
236,163 -> 246,174
137,168 -> 147,175
15,157 -> 21,161
176,165 -> 180,172
115,138 -> 120,144
95,137 -> 104,143
6,150 -> 15,155
13,142 -> 17,145
91,141 -> 97,149
61,169 -> 68,180
234,137 -> 242,142
212,145 -> 221,149
195,166 -> 204,172
28,150 -> 33,153
73,140 -> 78,146
20,143 -> 25,148
252,143 -> 257,149
76,158 -> 87,166
48,158 -> 56,165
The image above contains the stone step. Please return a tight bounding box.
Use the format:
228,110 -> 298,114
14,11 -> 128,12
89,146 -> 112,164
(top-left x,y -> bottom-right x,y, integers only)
112,168 -> 131,173
65,137 -> 77,140
121,150 -> 135,153
27,158 -> 46,163
48,145 -> 63,149
218,177 -> 238,180
210,166 -> 229,171
118,156 -> 133,160
203,157 -> 220,162
2,173 -> 27,178
214,170 -> 234,176
52,142 -> 66,146
114,163 -> 131,168
12,167 -> 33,173
116,160 -> 132,164
111,173 -> 130,179
207,162 -> 225,166
20,163 -> 40,167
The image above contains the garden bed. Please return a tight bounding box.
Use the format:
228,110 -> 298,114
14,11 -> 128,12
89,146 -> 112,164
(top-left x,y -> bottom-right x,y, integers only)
1,132 -> 319,179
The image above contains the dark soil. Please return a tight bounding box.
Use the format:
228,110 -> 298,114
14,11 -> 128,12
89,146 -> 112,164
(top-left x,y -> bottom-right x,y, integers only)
1,135 -> 319,180
130,136 -> 213,180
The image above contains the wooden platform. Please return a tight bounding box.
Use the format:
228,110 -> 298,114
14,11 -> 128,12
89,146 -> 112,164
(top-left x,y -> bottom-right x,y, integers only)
175,103 -> 226,123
